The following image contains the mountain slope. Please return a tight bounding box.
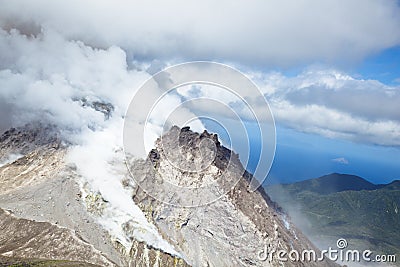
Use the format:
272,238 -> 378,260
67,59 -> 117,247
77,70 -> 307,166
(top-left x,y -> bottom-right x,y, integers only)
0,124 -> 338,266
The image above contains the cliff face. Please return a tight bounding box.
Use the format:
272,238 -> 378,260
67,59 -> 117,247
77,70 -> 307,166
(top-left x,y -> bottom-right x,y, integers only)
127,126 -> 338,267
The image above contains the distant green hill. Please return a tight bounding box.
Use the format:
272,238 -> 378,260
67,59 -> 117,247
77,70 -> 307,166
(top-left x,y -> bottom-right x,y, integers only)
266,173 -> 400,262
277,173 -> 384,195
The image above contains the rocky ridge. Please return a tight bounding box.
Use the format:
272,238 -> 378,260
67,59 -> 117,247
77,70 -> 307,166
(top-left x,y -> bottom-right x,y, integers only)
126,126 -> 339,267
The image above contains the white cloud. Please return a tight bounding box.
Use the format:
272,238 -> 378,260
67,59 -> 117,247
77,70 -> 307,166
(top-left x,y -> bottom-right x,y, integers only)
0,0 -> 399,67
332,157 -> 349,164
7,25 -> 394,149
246,68 -> 400,146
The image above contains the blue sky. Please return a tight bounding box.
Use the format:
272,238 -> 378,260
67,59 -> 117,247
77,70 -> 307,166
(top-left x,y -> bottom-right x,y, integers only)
221,119 -> 400,185
206,45 -> 400,185
203,43 -> 400,184
257,46 -> 400,184
185,46 -> 400,185
355,45 -> 400,85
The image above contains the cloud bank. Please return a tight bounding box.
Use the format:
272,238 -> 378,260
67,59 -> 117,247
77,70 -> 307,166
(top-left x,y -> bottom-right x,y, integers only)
251,69 -> 400,146
1,0 -> 400,67
0,26 -> 399,147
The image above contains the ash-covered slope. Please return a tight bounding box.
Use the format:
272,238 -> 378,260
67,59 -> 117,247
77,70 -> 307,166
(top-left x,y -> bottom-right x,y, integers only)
0,125 -> 116,266
0,208 -> 108,266
127,126 -> 338,267
0,124 -> 189,267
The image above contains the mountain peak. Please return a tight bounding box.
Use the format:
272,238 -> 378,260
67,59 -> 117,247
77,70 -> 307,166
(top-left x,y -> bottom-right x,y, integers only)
151,126 -> 241,175
127,126 -> 338,266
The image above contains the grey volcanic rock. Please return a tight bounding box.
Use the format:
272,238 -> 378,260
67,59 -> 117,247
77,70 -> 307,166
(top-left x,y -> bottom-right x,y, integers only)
0,125 -> 189,267
0,124 -> 339,267
0,208 -> 110,266
128,126 -> 339,267
0,123 -> 61,160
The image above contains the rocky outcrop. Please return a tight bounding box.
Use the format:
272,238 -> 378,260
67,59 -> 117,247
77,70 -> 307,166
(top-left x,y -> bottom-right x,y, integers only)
128,126 -> 339,267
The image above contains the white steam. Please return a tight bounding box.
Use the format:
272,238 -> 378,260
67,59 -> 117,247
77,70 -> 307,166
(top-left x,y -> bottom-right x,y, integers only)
0,28 -> 183,254
0,153 -> 23,168
67,119 -> 179,254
